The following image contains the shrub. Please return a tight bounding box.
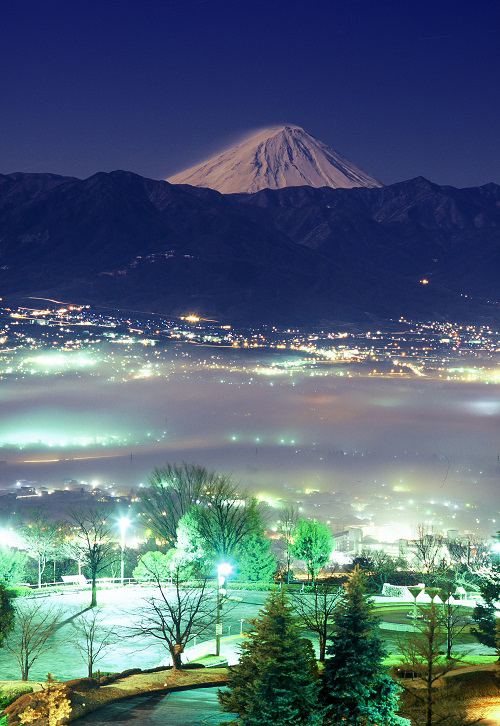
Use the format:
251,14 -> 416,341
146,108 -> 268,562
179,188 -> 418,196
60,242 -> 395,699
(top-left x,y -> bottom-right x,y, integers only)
8,586 -> 33,597
0,685 -> 34,709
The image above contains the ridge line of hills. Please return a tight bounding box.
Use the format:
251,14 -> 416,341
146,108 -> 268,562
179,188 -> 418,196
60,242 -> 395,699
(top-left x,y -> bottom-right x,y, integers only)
0,170 -> 499,324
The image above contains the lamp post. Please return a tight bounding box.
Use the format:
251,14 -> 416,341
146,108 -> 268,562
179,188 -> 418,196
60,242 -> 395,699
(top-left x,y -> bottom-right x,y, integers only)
216,563 -> 232,656
408,584 -> 425,620
118,517 -> 130,586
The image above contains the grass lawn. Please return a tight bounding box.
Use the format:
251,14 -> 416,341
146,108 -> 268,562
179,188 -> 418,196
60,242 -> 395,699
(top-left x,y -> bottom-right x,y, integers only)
382,653 -> 498,667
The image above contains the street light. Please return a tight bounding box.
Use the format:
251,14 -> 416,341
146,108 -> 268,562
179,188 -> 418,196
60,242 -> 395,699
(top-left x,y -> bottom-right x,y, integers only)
216,563 -> 232,656
118,517 -> 130,586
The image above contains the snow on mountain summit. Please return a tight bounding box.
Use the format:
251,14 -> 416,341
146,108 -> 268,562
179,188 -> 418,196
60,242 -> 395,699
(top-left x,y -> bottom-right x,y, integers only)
166,125 -> 382,193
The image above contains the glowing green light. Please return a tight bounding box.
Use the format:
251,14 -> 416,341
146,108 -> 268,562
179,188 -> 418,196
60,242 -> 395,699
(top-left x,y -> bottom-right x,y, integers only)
28,352 -> 96,371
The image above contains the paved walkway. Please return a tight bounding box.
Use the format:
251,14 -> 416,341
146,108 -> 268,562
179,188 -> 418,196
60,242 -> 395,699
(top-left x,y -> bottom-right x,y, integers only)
73,668 -> 229,722
73,687 -> 235,725
4,668 -> 229,724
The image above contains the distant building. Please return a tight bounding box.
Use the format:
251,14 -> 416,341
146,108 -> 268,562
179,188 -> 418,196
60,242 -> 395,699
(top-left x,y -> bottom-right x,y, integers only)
332,527 -> 362,555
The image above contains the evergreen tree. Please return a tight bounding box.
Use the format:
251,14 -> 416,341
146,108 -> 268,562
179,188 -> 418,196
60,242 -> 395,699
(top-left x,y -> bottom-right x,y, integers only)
471,560 -> 500,650
219,590 -> 322,726
0,547 -> 27,586
321,568 -> 404,726
0,583 -> 15,647
236,531 -> 276,582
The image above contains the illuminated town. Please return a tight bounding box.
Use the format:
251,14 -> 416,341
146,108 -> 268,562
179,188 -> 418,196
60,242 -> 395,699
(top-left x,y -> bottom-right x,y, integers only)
1,1 -> 500,724
0,300 -> 498,541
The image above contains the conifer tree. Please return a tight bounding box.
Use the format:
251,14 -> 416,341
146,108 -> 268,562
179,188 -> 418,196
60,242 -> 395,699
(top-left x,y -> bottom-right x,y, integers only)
219,590 -> 322,726
0,583 -> 15,647
321,567 -> 404,725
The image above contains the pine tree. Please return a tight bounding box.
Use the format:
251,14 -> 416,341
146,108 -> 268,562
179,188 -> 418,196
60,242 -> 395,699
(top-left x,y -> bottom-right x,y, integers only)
219,590 -> 322,726
470,562 -> 500,650
321,567 -> 404,725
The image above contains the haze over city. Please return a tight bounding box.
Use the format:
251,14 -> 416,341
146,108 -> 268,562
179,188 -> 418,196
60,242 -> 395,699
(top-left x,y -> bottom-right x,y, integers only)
1,2 -> 499,725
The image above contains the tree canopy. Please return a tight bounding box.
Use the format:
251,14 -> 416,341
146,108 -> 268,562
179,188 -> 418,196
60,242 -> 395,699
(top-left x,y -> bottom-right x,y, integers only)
132,550 -> 174,583
0,547 -> 27,586
138,463 -> 212,545
236,530 -> 276,582
290,518 -> 332,584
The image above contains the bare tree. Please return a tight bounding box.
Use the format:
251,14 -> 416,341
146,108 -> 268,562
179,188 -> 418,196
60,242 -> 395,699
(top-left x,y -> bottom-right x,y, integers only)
290,583 -> 342,661
133,563 -> 221,670
446,540 -> 469,568
276,504 -> 298,584
5,601 -> 61,680
397,602 -> 480,726
68,508 -> 118,607
414,525 -> 444,573
194,476 -> 258,560
138,463 -> 212,545
71,610 -> 118,679
434,583 -> 471,659
20,512 -> 61,588
60,536 -> 89,577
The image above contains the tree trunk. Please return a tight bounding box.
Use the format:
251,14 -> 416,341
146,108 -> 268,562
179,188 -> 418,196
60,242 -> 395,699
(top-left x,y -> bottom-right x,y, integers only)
446,607 -> 452,659
38,557 -> 42,589
319,635 -> 326,662
446,624 -> 453,660
426,625 -> 434,726
22,656 -> 29,681
172,647 -> 183,670
426,680 -> 433,726
91,574 -> 97,607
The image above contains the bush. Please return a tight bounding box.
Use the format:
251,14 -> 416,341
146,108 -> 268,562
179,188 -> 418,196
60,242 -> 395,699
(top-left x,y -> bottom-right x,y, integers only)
228,581 -> 278,591
0,685 -> 34,708
227,581 -> 318,592
7,585 -> 33,597
91,671 -> 114,679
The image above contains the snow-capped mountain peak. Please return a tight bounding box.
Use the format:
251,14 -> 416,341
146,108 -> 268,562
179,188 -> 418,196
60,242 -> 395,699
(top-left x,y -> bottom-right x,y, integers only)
166,125 -> 382,193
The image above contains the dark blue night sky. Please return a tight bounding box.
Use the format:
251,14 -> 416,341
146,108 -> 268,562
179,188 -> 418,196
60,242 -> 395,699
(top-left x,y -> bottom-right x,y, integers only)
2,0 -> 499,186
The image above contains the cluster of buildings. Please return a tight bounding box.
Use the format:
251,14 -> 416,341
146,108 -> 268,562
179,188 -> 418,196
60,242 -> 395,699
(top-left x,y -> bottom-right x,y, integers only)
1,302 -> 500,383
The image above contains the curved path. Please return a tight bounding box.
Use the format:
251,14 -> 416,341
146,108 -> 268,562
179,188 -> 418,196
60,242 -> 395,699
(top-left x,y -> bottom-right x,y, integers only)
73,687 -> 235,725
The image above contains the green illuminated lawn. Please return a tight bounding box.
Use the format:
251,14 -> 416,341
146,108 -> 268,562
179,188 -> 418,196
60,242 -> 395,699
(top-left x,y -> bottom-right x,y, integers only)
382,654 -> 497,667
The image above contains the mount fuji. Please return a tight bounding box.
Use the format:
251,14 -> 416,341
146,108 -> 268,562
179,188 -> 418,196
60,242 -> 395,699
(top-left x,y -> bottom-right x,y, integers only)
167,125 -> 382,194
